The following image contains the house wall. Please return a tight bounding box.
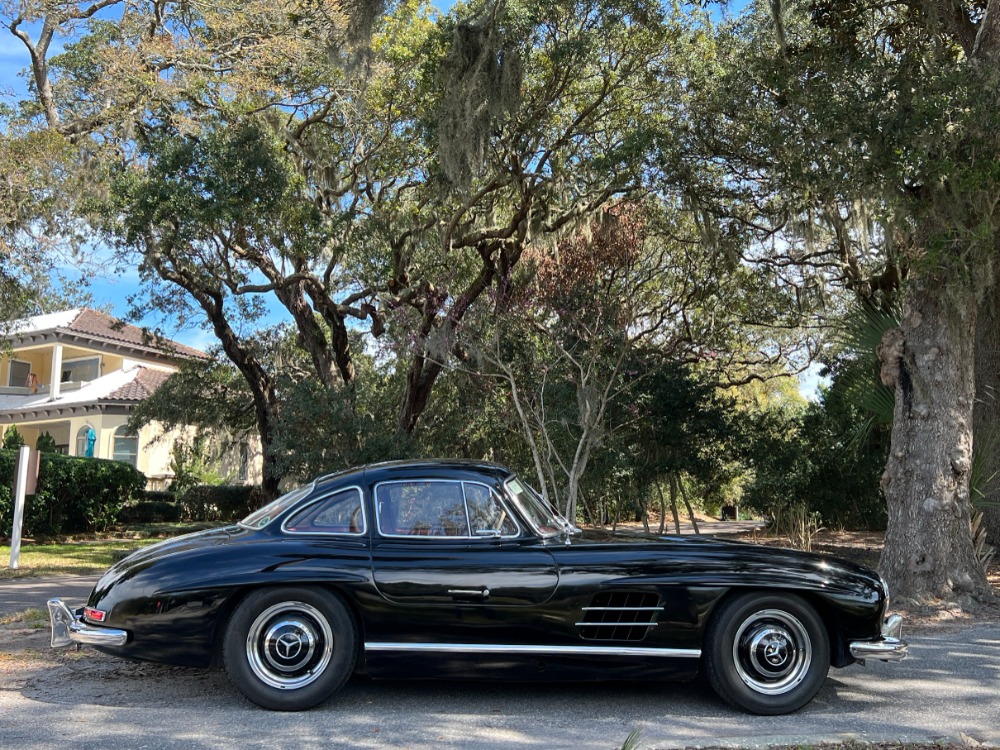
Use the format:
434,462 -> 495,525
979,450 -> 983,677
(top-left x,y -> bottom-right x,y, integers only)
13,422 -> 72,451
217,439 -> 264,485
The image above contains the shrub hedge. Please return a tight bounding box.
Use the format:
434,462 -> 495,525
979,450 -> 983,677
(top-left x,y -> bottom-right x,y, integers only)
178,484 -> 262,522
0,449 -> 146,537
118,499 -> 182,524
0,450 -> 12,537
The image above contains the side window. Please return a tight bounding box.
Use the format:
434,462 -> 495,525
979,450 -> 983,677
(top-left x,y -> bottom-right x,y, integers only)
376,481 -> 470,537
464,483 -> 519,537
284,488 -> 365,534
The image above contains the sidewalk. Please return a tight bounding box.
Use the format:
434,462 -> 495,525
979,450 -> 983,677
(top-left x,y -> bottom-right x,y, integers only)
0,574 -> 100,616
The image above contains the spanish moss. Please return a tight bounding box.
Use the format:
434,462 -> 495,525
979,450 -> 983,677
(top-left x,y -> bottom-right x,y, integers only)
438,0 -> 522,188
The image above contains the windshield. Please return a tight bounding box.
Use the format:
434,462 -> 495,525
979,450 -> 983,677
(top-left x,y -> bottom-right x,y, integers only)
239,483 -> 315,530
504,477 -> 575,538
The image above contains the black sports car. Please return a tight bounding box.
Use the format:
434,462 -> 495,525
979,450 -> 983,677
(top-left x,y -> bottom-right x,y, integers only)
48,460 -> 906,715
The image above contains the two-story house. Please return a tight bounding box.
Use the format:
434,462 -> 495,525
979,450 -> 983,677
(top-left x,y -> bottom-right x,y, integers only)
0,308 -> 260,489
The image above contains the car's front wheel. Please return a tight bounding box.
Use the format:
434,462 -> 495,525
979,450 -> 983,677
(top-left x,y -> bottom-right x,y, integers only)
703,592 -> 830,715
223,587 -> 357,710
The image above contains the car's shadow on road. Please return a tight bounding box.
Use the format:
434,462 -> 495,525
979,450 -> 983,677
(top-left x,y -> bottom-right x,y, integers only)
24,648 -> 731,716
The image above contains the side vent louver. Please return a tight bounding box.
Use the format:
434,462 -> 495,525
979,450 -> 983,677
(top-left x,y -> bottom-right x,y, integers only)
577,591 -> 662,642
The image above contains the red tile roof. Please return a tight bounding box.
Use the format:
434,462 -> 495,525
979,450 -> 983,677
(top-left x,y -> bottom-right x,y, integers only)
63,309 -> 208,360
102,367 -> 173,402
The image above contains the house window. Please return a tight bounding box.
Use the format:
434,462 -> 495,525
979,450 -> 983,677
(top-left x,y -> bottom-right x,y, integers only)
62,357 -> 100,383
8,360 -> 31,387
76,425 -> 97,457
238,442 -> 250,482
112,425 -> 139,467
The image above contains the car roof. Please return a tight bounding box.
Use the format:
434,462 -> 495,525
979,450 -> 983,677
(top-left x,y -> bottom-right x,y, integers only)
310,459 -> 515,492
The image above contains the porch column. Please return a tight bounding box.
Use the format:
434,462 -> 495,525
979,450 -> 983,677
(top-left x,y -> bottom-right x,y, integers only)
48,344 -> 63,402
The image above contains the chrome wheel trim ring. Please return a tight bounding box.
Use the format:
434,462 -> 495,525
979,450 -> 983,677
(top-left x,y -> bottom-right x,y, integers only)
732,608 -> 812,696
246,601 -> 334,690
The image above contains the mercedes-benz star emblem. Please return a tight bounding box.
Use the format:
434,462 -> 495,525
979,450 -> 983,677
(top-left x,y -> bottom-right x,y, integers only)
275,632 -> 303,660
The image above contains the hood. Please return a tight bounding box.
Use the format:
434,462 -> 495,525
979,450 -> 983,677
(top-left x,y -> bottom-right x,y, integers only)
556,528 -> 885,600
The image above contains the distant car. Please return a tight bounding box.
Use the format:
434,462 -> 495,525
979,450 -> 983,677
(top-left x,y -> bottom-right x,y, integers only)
48,460 -> 906,715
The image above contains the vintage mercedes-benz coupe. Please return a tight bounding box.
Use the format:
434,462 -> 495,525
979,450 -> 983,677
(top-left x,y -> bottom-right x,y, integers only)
48,460 -> 906,715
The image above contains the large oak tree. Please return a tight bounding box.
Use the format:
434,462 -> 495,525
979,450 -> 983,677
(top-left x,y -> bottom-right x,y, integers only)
698,0 -> 1000,601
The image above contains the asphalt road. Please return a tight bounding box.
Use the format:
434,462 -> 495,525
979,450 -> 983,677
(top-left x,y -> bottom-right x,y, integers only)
0,574 -> 99,616
1,618 -> 997,750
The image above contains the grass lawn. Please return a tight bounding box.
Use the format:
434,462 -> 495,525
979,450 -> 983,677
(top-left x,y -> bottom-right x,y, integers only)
0,539 -> 162,579
0,521 -> 225,580
0,607 -> 49,627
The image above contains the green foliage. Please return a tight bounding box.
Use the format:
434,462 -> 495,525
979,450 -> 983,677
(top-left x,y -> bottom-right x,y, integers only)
168,437 -> 224,497
739,374 -> 889,531
178,485 -> 263,522
118,500 -> 182,525
833,304 -> 899,440
0,450 -> 13,537
35,453 -> 147,536
271,370 -> 415,481
0,449 -> 146,537
35,432 -> 57,453
128,357 -> 257,444
592,362 -> 741,526
2,426 -> 25,450
971,422 -> 1000,510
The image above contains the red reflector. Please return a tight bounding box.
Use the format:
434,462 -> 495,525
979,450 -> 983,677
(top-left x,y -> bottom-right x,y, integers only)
84,607 -> 107,623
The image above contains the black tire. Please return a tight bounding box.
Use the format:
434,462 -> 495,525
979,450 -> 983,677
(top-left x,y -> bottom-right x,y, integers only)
223,587 -> 357,710
703,592 -> 830,715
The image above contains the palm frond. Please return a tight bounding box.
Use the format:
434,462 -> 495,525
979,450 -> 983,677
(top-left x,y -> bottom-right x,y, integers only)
971,422 -> 1000,509
834,303 -> 899,357
619,729 -> 643,750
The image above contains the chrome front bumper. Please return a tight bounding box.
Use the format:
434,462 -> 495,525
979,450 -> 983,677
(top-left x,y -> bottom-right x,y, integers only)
47,598 -> 128,648
849,613 -> 908,662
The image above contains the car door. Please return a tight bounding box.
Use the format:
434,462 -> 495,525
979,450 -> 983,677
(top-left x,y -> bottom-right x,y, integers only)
367,478 -> 559,643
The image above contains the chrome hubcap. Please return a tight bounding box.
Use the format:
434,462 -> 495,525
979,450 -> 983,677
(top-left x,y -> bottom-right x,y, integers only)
732,609 -> 812,695
246,602 -> 333,690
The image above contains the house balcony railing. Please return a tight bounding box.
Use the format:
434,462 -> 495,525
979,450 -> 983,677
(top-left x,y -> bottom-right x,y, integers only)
0,380 -> 88,397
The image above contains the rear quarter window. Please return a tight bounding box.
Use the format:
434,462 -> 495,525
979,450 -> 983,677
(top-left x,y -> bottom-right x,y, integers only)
283,488 -> 366,535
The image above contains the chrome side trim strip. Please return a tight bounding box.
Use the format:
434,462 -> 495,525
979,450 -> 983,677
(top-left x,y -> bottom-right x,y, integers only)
575,622 -> 658,628
364,642 -> 700,658
582,606 -> 664,612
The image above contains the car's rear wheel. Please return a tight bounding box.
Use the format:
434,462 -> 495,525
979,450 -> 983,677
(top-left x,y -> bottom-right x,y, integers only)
223,587 -> 357,710
703,592 -> 830,715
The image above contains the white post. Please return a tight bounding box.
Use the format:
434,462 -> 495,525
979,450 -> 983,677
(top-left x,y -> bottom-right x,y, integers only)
49,343 -> 63,401
9,445 -> 29,570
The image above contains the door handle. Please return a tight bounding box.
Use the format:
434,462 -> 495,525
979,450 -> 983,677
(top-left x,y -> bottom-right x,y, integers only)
448,588 -> 490,599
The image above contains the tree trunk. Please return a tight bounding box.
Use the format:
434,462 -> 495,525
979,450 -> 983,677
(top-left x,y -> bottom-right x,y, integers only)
877,274 -> 990,601
655,480 -> 669,534
677,474 -> 700,534
398,354 -> 443,434
973,255 -> 1000,544
667,475 -> 682,534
